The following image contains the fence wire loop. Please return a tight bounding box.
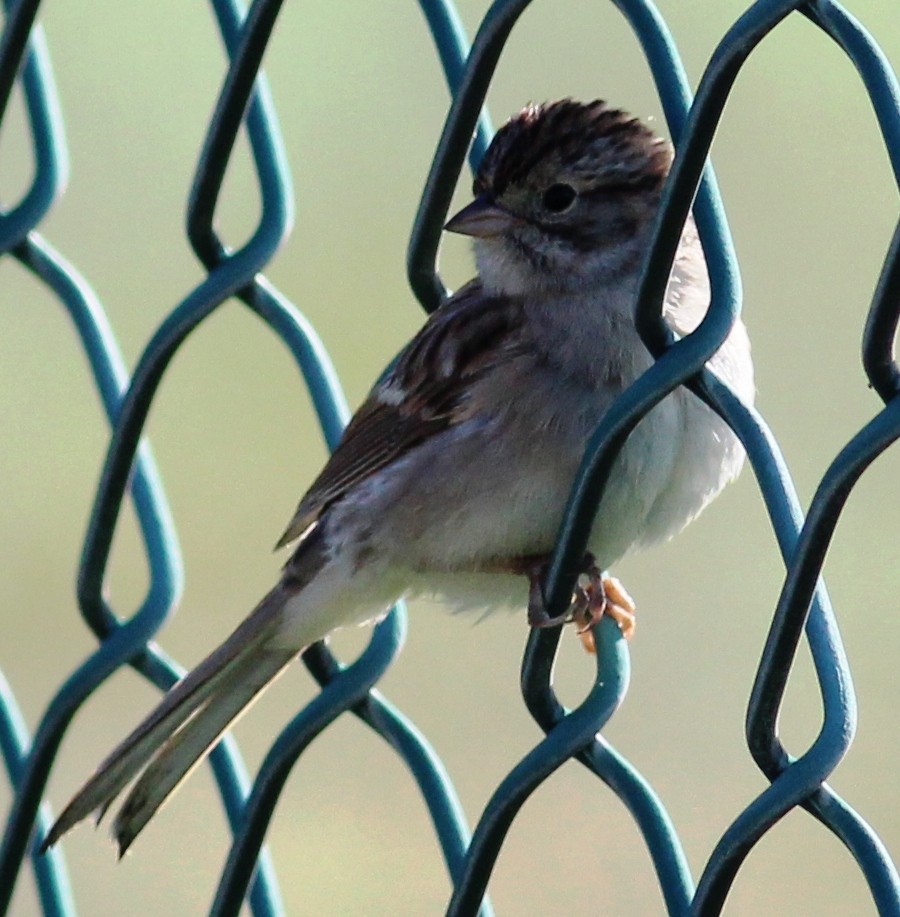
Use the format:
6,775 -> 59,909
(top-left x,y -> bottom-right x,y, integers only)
1,0 -> 899,915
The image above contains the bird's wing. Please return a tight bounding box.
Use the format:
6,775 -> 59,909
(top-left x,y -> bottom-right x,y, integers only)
276,281 -> 525,548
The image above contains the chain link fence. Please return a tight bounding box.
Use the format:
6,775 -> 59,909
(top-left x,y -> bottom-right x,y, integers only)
1,0 -> 898,914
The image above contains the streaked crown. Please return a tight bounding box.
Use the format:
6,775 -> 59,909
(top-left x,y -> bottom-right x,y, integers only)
475,99 -> 671,198
447,99 -> 675,295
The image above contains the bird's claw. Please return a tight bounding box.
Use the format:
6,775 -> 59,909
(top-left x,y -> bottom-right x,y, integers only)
526,572 -> 570,627
572,572 -> 636,654
524,554 -> 636,652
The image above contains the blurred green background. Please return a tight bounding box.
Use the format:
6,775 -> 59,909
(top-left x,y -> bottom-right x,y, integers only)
2,1 -> 899,914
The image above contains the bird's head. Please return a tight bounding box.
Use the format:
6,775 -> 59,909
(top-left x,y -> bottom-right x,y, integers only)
445,99 -> 672,296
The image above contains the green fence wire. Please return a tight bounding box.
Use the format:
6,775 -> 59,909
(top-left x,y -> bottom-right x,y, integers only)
1,0 -> 898,915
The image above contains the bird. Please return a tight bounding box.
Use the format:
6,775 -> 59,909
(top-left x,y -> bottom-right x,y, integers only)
42,98 -> 754,856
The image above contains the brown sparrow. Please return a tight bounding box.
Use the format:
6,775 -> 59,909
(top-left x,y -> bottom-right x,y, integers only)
43,99 -> 754,854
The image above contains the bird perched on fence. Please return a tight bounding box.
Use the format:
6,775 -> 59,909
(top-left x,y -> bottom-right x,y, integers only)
43,98 -> 753,855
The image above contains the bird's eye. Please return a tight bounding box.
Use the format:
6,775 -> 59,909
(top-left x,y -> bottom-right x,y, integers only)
541,183 -> 577,213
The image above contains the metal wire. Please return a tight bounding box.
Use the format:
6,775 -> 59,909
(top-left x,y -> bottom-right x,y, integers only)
1,0 -> 898,915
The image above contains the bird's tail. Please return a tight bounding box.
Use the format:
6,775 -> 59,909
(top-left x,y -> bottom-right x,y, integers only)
42,534 -> 329,855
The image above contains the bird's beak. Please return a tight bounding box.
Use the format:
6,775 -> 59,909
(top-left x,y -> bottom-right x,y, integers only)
444,195 -> 517,238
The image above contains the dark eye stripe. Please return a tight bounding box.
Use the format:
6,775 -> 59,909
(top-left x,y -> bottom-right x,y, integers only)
593,172 -> 664,194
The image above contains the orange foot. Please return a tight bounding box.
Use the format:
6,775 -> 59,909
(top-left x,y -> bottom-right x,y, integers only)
571,570 -> 636,654
521,553 -> 636,653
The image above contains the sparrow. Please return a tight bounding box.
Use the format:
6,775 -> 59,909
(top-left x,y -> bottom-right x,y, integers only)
42,99 -> 754,855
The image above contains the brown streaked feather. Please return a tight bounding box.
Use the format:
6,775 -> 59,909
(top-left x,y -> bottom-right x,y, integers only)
276,281 -> 524,549
39,580 -> 295,851
41,530 -> 330,853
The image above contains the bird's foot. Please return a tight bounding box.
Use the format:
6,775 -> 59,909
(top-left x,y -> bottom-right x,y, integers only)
524,555 -> 570,627
570,570 -> 636,654
523,554 -> 636,652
